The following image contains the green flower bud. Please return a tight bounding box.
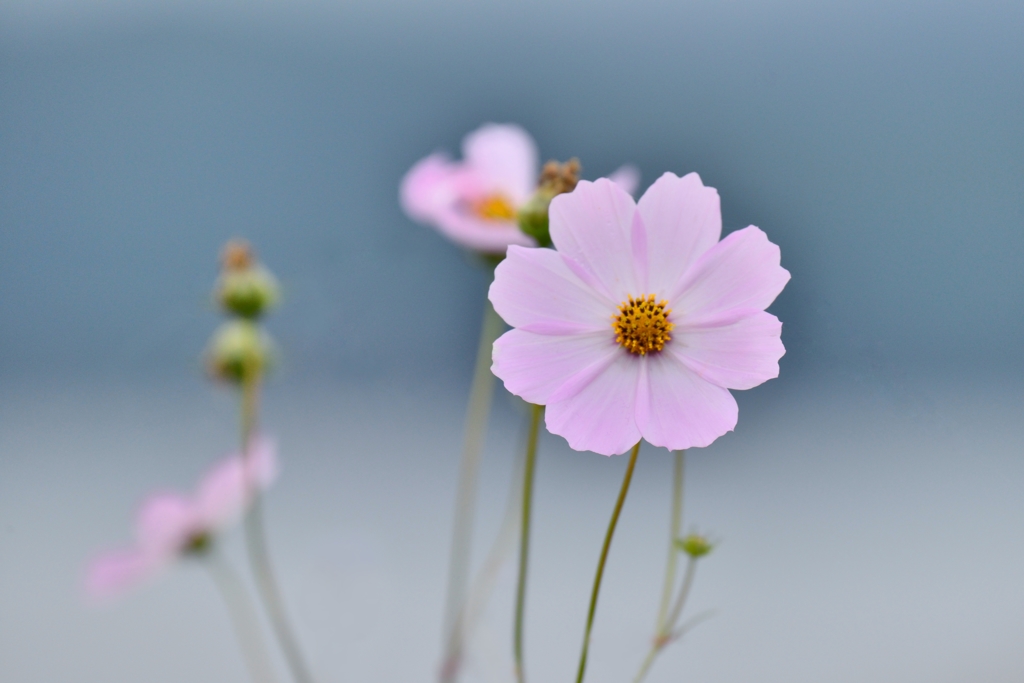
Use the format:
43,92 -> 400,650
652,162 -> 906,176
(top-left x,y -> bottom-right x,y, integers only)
675,533 -> 714,559
206,320 -> 274,384
214,239 -> 280,319
517,158 -> 581,248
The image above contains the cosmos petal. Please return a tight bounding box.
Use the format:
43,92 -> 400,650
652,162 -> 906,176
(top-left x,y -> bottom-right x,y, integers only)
492,329 -> 619,406
135,493 -> 200,556
635,352 -> 739,450
548,178 -> 642,302
672,310 -> 785,390
490,245 -> 613,334
462,123 -> 538,204
545,352 -> 643,456
607,164 -> 641,197
670,226 -> 790,317
638,172 -> 722,295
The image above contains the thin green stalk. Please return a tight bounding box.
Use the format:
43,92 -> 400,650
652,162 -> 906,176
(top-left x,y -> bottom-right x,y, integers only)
455,405 -> 532,670
204,550 -> 280,683
663,556 -> 698,637
240,377 -> 316,683
632,556 -> 698,683
654,451 -> 685,633
513,404 -> 543,683
440,299 -> 505,683
575,442 -> 641,683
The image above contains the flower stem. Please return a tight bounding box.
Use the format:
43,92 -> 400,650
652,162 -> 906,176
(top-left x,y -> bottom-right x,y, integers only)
440,299 -> 504,683
632,556 -> 698,683
240,376 -> 316,683
513,403 -> 543,683
205,549 -> 280,683
654,451 -> 685,633
575,441 -> 641,683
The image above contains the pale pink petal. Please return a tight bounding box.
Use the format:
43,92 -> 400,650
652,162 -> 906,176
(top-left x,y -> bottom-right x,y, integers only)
544,353 -> 643,456
135,493 -> 201,556
670,226 -> 790,318
430,203 -> 534,254
548,178 -> 642,301
671,310 -> 785,390
635,352 -> 739,450
400,153 -> 458,223
492,329 -> 619,405
197,438 -> 278,529
607,164 -> 641,197
462,124 -> 538,204
85,549 -> 162,599
489,245 -> 613,334
638,172 -> 722,295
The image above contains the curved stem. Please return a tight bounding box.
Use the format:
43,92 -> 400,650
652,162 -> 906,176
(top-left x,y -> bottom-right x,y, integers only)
654,451 -> 685,633
205,550 -> 280,683
575,442 -> 641,683
240,377 -> 317,683
513,404 -> 543,683
440,299 -> 505,683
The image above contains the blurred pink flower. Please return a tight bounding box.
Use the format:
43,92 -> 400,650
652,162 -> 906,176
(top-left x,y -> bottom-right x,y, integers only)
400,123 -> 640,255
489,173 -> 790,455
86,438 -> 278,599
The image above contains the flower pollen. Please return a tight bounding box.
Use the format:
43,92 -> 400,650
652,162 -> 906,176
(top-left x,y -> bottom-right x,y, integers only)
473,194 -> 518,222
613,294 -> 674,356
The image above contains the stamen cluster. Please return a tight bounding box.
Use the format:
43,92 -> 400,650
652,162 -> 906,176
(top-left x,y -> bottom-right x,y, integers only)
612,294 -> 674,356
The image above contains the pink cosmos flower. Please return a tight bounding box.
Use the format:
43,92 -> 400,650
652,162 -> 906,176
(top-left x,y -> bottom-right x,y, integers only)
86,438 -> 278,599
488,173 -> 790,456
400,123 -> 640,254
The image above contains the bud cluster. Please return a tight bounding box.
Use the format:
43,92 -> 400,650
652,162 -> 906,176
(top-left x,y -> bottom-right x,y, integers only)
517,158 -> 581,248
206,240 -> 279,384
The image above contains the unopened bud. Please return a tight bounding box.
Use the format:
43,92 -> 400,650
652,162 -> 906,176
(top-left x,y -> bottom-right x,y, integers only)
206,320 -> 274,384
517,158 -> 581,248
676,533 -> 714,559
214,240 -> 280,319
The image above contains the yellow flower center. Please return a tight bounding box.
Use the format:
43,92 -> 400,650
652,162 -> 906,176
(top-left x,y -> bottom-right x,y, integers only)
472,194 -> 517,222
612,294 -> 674,356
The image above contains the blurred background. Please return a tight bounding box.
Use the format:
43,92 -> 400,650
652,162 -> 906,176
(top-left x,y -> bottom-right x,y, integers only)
1,0 -> 1022,681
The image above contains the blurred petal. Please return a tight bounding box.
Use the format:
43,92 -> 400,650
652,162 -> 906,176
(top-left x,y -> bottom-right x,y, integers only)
462,123 -> 538,204
638,172 -> 722,295
548,178 -> 642,301
85,549 -> 160,599
490,246 -> 612,335
400,153 -> 457,223
635,352 -> 738,450
607,164 -> 641,197
545,353 -> 642,456
672,310 -> 785,390
492,329 -> 617,405
197,437 -> 278,529
670,226 -> 790,318
135,493 -> 199,556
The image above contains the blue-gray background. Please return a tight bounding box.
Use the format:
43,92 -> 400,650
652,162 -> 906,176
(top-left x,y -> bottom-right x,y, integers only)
1,1 -> 1022,682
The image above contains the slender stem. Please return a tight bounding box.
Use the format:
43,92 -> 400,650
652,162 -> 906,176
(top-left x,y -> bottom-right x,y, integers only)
204,550 -> 280,683
663,556 -> 698,638
654,451 -> 685,634
240,376 -> 317,683
575,442 -> 641,683
450,405 -> 531,678
632,556 -> 698,683
440,299 -> 504,683
513,404 -> 543,683
631,646 -> 659,683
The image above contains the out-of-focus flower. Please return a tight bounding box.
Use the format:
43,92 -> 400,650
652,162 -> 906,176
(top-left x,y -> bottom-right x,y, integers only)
86,439 -> 278,599
400,123 -> 640,255
489,172 -> 790,455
